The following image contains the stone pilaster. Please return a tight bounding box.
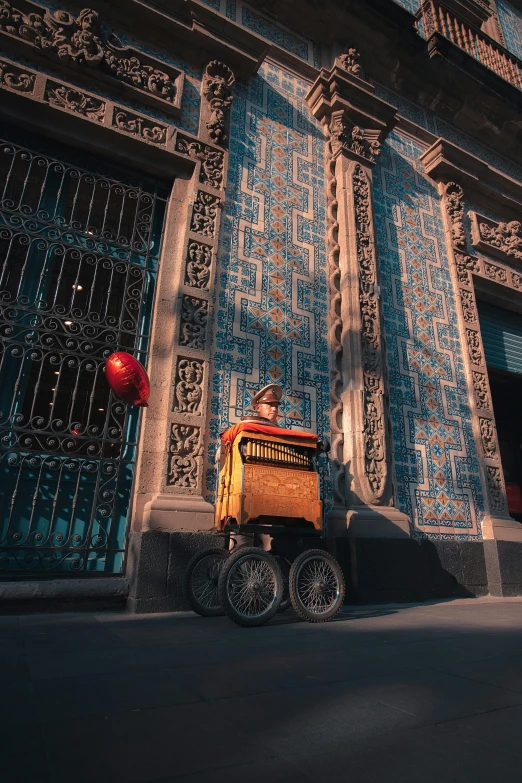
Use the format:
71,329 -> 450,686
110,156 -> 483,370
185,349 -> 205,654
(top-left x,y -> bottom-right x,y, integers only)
306,53 -> 410,537
132,61 -> 235,533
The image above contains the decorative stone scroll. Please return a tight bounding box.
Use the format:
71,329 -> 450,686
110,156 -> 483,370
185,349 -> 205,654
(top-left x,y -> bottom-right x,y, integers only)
338,47 -> 364,78
179,295 -> 209,350
173,358 -> 204,414
353,165 -> 386,496
167,424 -> 203,488
0,58 -> 35,92
113,110 -> 167,144
175,135 -> 224,189
202,60 -> 235,145
185,241 -> 212,290
190,191 -> 220,237
470,211 -> 522,265
45,82 -> 105,120
329,110 -> 381,163
0,2 -> 183,113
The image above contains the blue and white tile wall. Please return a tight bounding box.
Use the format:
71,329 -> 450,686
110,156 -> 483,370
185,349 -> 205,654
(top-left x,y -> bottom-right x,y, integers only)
497,0 -> 522,60
373,132 -> 485,539
206,62 -> 331,502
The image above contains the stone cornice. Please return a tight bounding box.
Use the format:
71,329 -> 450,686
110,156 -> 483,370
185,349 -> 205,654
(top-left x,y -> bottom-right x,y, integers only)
109,0 -> 271,79
420,139 -> 522,215
306,60 -> 398,164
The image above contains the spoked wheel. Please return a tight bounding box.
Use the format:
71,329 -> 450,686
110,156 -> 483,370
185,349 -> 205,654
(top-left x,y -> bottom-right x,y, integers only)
218,547 -> 283,627
183,548 -> 228,617
289,549 -> 345,623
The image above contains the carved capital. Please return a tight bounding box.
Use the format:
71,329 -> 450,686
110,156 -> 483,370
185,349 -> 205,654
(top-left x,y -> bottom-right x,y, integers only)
329,110 -> 381,163
306,53 -> 397,166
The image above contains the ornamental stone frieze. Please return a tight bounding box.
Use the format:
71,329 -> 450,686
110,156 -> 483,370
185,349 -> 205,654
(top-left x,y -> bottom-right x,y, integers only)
0,1 -> 184,114
306,50 -> 410,538
469,212 -> 522,266
0,54 -> 226,181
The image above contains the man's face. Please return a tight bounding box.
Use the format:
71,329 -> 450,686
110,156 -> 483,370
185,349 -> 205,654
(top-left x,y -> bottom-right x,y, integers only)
256,402 -> 279,423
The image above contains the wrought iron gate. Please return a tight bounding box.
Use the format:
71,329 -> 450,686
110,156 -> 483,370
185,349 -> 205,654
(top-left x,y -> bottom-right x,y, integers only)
0,131 -> 168,574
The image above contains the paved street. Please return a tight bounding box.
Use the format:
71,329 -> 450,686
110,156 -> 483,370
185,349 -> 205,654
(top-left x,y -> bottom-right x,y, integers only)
4,597 -> 522,782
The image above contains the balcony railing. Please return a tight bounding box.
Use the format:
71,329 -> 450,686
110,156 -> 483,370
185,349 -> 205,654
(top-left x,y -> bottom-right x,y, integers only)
416,0 -> 522,91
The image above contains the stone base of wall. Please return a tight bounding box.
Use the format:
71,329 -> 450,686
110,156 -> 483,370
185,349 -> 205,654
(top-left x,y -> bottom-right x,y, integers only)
334,538 -> 492,604
126,530 -> 228,614
126,532 -> 522,612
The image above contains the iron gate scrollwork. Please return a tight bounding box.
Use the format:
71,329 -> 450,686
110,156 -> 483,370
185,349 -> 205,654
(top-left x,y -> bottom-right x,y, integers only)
0,133 -> 168,574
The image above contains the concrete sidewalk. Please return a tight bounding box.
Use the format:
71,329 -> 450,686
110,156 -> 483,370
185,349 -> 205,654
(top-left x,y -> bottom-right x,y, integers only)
4,597 -> 522,782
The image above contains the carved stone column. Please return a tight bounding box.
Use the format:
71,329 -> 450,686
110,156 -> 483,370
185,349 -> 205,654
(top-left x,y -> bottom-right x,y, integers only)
306,53 -> 410,537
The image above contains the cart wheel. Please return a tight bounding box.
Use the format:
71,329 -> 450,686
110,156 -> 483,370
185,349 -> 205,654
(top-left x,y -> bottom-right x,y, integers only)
289,549 -> 345,623
218,547 -> 283,627
183,548 -> 228,617
274,555 -> 292,613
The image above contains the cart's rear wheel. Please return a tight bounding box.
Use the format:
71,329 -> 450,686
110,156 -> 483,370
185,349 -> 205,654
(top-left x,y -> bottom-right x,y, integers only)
218,547 -> 283,627
183,548 -> 228,617
289,549 -> 345,623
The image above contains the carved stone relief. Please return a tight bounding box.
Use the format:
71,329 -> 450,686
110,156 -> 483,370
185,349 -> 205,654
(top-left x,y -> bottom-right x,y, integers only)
0,3 -> 182,111
486,465 -> 505,514
202,60 -> 234,145
353,164 -> 386,497
0,58 -> 35,92
460,289 -> 476,323
113,110 -> 167,144
45,82 -> 105,120
173,358 -> 204,414
329,111 -> 380,163
337,47 -> 364,78
167,424 -> 203,488
455,251 -> 480,283
466,328 -> 483,365
480,417 -> 497,458
175,135 -> 224,189
185,241 -> 212,289
179,295 -> 208,350
445,183 -> 466,250
470,211 -> 522,265
190,190 -> 220,237
472,371 -> 491,410
484,261 -> 508,283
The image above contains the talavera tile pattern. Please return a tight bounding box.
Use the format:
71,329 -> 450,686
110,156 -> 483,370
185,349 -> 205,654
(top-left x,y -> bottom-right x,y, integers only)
373,132 -> 485,538
497,0 -> 522,60
207,63 -> 330,502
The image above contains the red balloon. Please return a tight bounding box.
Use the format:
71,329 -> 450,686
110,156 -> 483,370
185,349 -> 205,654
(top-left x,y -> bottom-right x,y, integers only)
105,352 -> 150,407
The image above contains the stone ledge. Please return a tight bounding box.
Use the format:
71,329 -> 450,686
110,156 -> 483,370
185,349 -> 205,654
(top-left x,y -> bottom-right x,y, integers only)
0,577 -> 129,601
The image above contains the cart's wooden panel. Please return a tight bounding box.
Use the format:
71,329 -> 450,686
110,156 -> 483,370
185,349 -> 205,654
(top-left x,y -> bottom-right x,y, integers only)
244,466 -> 318,499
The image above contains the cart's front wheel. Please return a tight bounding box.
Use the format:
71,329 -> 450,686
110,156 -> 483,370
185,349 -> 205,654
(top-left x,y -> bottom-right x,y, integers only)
289,549 -> 345,623
183,548 -> 228,617
218,547 -> 283,627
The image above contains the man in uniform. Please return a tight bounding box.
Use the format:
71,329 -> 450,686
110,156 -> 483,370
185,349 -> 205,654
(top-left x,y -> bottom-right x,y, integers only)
241,383 -> 283,426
